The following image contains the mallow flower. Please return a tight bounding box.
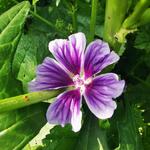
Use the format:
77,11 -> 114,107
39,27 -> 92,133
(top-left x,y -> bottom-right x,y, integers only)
29,32 -> 125,132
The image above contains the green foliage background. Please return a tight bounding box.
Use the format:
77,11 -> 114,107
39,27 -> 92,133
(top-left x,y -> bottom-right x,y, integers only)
0,0 -> 149,150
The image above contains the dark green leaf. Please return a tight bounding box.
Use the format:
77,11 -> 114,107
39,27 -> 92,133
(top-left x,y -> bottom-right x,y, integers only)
42,114 -> 109,150
0,103 -> 48,150
12,28 -> 50,92
75,114 -> 109,150
134,25 -> 150,53
125,78 -> 150,150
0,0 -> 15,15
115,104 -> 143,150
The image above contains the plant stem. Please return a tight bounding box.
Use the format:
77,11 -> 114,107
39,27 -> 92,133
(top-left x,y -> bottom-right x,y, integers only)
116,0 -> 150,43
122,0 -> 150,29
89,0 -> 98,42
72,5 -> 77,32
33,4 -> 37,14
0,89 -> 62,113
63,0 -> 77,32
12,0 -> 56,30
103,0 -> 129,51
30,11 -> 56,30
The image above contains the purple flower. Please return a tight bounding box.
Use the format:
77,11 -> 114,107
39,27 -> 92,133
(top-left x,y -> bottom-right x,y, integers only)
29,32 -> 125,132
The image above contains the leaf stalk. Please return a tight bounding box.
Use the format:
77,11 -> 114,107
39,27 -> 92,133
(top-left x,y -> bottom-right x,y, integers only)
0,90 -> 62,113
89,0 -> 98,42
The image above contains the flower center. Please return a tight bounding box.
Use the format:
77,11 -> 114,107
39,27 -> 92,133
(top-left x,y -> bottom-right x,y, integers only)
73,74 -> 92,94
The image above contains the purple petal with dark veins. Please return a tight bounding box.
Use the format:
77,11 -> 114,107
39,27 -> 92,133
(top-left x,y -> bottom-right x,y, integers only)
46,89 -> 82,132
84,40 -> 119,78
29,57 -> 73,92
49,32 -> 86,75
84,73 -> 125,119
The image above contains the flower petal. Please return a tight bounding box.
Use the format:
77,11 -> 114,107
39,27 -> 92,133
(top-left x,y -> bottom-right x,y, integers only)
46,89 -> 82,132
93,73 -> 125,98
29,57 -> 73,92
49,32 -> 86,75
84,39 -> 119,78
84,73 -> 125,119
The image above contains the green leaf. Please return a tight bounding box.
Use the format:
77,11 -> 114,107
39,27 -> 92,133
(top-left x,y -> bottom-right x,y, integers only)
12,29 -> 50,92
125,75 -> 150,123
134,25 -> 150,68
0,103 -> 48,150
0,1 -> 30,98
115,78 -> 150,150
0,0 -> 15,15
42,125 -> 78,150
32,0 -> 39,5
0,2 -> 49,149
32,3 -> 71,37
134,25 -> 150,53
115,104 -> 144,150
125,82 -> 150,107
75,114 -> 109,150
125,77 -> 150,150
42,114 -> 109,150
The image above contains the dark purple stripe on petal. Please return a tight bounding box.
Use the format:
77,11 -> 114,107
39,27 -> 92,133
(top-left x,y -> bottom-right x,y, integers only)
29,57 -> 73,92
84,73 -> 125,119
93,73 -> 125,98
46,89 -> 82,132
49,33 -> 86,75
84,40 -> 119,78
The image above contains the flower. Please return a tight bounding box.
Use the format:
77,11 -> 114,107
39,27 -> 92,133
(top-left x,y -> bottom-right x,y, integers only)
29,32 -> 125,132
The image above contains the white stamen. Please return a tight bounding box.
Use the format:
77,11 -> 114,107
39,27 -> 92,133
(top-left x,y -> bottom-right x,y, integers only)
73,74 -> 92,94
84,77 -> 92,85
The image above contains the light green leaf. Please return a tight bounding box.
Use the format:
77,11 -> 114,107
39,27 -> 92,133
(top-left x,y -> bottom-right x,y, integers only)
12,29 -> 49,92
0,1 -> 30,98
0,2 -> 49,150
